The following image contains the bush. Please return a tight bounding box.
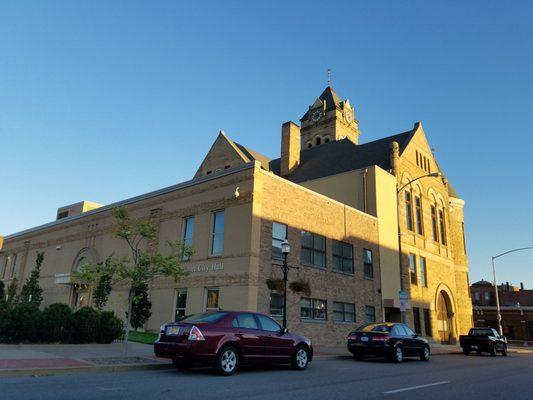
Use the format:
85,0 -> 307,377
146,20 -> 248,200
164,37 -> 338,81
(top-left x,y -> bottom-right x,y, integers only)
42,303 -> 73,343
97,311 -> 124,343
0,300 -> 10,341
3,302 -> 43,343
71,306 -> 100,343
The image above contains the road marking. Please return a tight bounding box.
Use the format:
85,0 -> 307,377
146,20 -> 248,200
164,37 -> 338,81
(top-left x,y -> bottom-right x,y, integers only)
384,381 -> 450,394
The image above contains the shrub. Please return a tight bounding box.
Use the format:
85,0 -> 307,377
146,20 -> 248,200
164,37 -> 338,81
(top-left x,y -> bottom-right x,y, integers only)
71,306 -> 100,343
0,300 -> 10,341
3,302 -> 43,343
97,311 -> 124,343
42,303 -> 73,343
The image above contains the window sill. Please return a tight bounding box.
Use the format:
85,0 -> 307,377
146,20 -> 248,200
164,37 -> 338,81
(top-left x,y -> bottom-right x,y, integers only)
208,254 -> 223,259
364,276 -> 374,281
300,262 -> 327,271
300,319 -> 327,324
332,270 -> 355,277
333,320 -> 356,325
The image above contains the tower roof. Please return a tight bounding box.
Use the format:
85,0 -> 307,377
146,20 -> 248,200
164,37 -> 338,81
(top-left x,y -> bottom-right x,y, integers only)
301,85 -> 344,121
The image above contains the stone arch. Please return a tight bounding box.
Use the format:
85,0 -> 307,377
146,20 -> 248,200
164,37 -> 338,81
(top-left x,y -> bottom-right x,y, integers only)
434,283 -> 457,343
306,141 -> 313,149
71,247 -> 99,272
314,135 -> 322,146
323,135 -> 332,143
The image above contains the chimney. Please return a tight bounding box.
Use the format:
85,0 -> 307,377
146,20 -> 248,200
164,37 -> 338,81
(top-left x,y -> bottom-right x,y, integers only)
281,122 -> 301,177
520,282 -> 524,290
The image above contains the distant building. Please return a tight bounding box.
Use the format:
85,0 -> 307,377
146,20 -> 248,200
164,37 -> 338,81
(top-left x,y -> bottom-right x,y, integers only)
471,280 -> 533,344
1,85 -> 472,345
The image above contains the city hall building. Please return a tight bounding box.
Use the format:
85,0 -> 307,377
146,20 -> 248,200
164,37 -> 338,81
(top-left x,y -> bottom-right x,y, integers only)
1,86 -> 472,345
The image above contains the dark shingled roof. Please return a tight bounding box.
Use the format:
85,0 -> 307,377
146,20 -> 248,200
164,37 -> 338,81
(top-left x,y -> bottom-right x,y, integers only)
270,130 -> 413,183
301,86 -> 343,121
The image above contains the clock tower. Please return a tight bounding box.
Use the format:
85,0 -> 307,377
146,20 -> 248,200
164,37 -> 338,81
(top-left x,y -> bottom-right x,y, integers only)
299,86 -> 359,149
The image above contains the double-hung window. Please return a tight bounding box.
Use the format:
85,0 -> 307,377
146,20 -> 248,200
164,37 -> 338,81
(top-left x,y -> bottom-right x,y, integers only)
300,298 -> 327,320
363,249 -> 373,279
415,196 -> 423,235
409,253 -> 417,285
210,210 -> 225,256
182,216 -> 195,260
174,289 -> 187,321
272,222 -> 287,261
420,256 -> 428,287
205,288 -> 219,311
301,231 -> 326,268
332,241 -> 353,274
333,302 -> 355,322
365,306 -> 376,323
405,191 -> 413,231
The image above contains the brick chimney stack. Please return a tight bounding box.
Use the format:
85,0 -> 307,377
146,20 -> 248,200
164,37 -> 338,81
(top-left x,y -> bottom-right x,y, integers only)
281,121 -> 301,177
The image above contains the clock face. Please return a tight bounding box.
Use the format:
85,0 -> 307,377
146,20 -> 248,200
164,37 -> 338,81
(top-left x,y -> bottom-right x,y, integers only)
345,111 -> 353,123
311,110 -> 322,122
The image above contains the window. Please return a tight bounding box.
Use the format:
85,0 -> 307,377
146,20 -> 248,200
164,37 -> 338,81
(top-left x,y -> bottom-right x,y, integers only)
473,292 -> 481,302
233,313 -> 259,329
365,306 -> 376,323
10,254 -> 17,278
257,314 -> 281,332
183,312 -> 228,323
438,209 -> 447,245
423,309 -> 432,336
409,253 -> 417,285
300,298 -> 327,320
272,222 -> 287,261
413,307 -> 421,334
414,196 -> 423,235
205,288 -> 219,311
210,210 -> 225,256
404,325 -> 416,336
405,191 -> 413,231
333,302 -> 355,322
182,216 -> 195,260
420,256 -> 428,287
431,205 -> 438,241
301,231 -> 326,268
484,291 -> 491,302
57,211 -> 69,219
333,241 -> 353,274
363,249 -> 373,279
174,289 -> 187,321
1,256 -> 8,279
269,292 -> 284,317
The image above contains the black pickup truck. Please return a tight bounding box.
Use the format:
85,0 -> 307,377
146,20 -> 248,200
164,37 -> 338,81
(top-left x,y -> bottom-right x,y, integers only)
459,327 -> 508,356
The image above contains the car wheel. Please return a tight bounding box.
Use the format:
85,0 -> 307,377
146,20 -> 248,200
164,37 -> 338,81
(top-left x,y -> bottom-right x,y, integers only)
501,345 -> 508,356
420,346 -> 430,361
291,346 -> 309,370
391,346 -> 403,363
462,348 -> 469,355
216,346 -> 239,376
172,358 -> 190,371
490,346 -> 497,357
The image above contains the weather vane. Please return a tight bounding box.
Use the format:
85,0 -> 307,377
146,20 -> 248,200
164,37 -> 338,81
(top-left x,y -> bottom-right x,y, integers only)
327,68 -> 331,85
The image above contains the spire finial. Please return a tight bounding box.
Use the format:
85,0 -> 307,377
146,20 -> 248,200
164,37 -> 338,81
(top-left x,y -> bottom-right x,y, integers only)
327,68 -> 331,86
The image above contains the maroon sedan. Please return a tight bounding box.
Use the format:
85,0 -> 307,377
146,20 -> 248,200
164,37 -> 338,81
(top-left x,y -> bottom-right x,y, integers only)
154,311 -> 313,375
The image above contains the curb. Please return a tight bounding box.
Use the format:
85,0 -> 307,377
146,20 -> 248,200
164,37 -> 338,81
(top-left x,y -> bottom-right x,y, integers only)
0,362 -> 173,378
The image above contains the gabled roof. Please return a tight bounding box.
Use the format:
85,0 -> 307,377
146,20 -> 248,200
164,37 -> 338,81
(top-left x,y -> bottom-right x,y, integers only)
234,142 -> 271,171
270,129 -> 413,183
301,86 -> 344,121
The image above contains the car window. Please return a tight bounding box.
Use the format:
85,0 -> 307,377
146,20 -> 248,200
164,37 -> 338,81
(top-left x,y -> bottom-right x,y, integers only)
257,315 -> 281,332
403,325 -> 416,336
234,313 -> 259,329
357,323 -> 392,333
391,325 -> 404,336
182,312 -> 228,323
394,325 -> 408,336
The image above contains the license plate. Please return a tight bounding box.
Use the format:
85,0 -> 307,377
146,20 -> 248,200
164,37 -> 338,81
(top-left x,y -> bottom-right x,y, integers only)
166,326 -> 180,335
471,345 -> 478,349
361,336 -> 369,342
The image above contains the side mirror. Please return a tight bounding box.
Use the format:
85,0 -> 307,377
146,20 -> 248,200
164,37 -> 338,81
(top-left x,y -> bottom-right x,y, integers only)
412,333 -> 419,338
280,327 -> 288,335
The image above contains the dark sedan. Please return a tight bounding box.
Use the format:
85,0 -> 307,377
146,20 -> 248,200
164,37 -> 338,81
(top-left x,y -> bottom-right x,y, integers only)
154,311 -> 313,375
347,322 -> 430,363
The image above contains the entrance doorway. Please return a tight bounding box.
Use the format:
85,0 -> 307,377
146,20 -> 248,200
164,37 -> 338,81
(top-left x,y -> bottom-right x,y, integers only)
437,290 -> 454,344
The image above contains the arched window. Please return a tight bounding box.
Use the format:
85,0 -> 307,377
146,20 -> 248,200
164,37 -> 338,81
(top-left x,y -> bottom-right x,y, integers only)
307,142 -> 312,149
315,136 -> 322,146
324,136 -> 331,143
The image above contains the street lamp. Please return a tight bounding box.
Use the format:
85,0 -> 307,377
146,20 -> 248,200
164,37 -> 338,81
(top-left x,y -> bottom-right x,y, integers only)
281,240 -> 290,329
491,246 -> 533,335
396,172 -> 442,323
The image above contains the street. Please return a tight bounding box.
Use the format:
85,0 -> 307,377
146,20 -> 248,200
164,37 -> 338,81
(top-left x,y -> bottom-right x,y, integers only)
1,353 -> 532,400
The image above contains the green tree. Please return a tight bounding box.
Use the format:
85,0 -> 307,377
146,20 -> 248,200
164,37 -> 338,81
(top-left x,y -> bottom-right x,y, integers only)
20,252 -> 44,306
75,206 -> 190,354
130,280 -> 152,329
0,281 -> 5,300
6,277 -> 18,305
92,258 -> 114,311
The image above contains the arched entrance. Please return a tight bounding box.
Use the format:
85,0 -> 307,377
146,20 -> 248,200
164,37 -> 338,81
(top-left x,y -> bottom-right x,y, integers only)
437,290 -> 454,344
70,248 -> 97,310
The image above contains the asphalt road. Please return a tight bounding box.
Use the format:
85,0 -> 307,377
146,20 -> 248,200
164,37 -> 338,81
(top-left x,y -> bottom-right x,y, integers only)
1,353 -> 532,400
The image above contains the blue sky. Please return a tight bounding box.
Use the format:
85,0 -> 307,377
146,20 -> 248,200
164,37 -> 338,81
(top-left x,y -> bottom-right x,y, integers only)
1,1 -> 532,286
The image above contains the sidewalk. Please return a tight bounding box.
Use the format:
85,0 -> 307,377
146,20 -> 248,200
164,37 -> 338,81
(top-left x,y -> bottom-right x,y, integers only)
0,342 -> 170,377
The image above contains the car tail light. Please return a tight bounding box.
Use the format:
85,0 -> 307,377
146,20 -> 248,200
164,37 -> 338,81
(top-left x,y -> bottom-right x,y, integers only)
372,335 -> 391,342
347,332 -> 358,340
188,325 -> 205,341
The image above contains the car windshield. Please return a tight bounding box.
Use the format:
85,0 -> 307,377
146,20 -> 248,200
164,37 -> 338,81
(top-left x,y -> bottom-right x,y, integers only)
356,323 -> 392,333
181,312 -> 228,324
469,328 -> 494,336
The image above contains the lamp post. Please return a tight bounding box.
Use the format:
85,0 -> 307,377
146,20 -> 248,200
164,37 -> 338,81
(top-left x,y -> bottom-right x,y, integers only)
281,239 -> 291,329
491,246 -> 533,336
396,172 -> 441,323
